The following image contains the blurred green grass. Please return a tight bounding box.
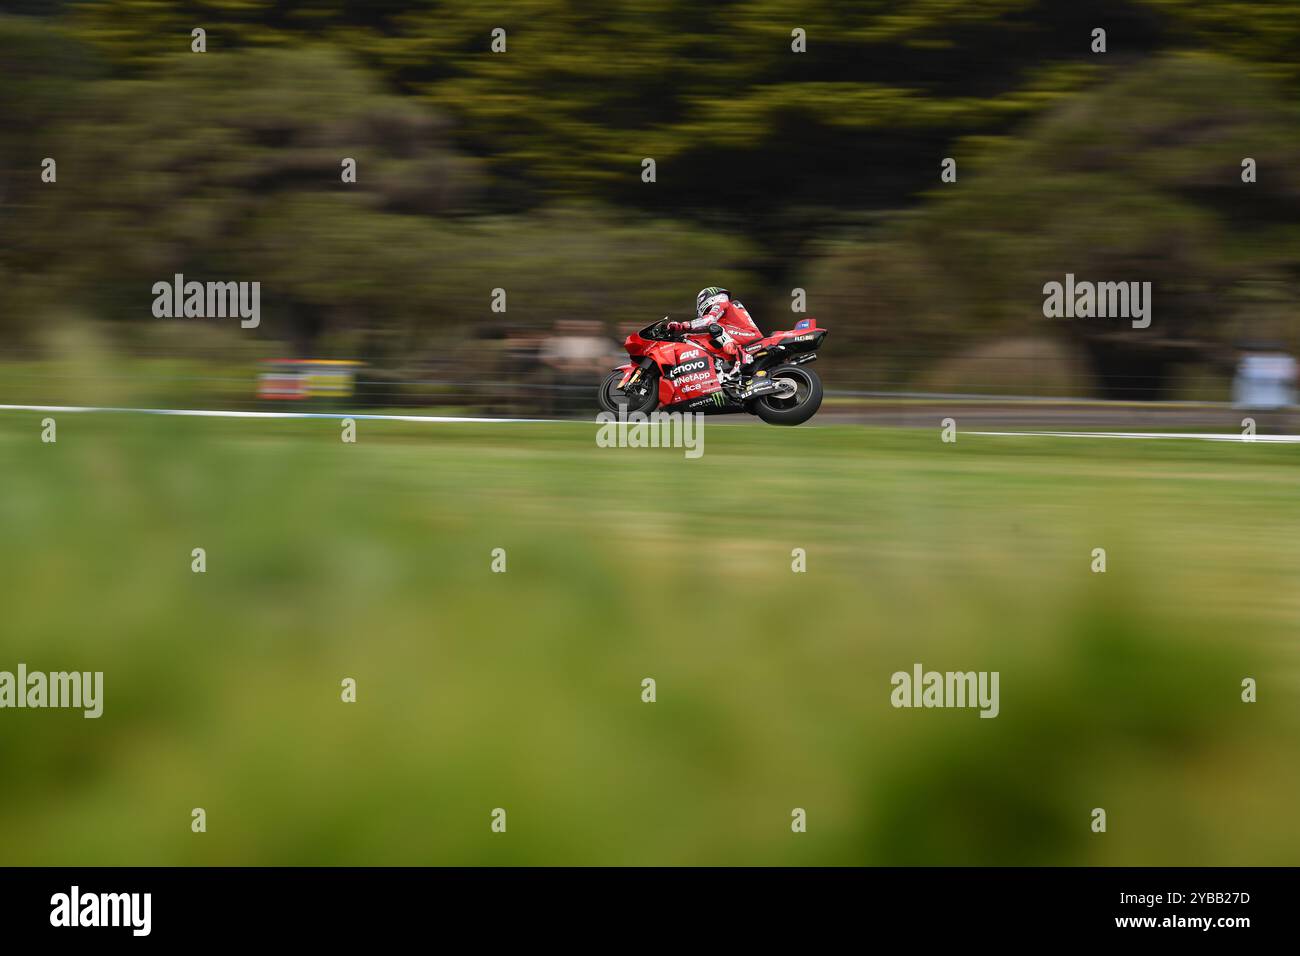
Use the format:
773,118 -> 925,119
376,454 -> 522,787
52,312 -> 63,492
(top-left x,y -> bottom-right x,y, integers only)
0,415 -> 1297,864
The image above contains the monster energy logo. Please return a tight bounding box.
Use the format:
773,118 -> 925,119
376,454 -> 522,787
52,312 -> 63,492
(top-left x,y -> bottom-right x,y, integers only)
711,392 -> 725,406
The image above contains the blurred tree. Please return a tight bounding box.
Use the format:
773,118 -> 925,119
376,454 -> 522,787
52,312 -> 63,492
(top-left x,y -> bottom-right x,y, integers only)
239,197 -> 758,359
1145,0 -> 1300,89
3,37 -> 756,354
7,44 -> 482,347
807,54 -> 1300,398
47,1 -> 1078,224
6,2 -> 1300,392
62,0 -> 1300,224
0,15 -> 105,334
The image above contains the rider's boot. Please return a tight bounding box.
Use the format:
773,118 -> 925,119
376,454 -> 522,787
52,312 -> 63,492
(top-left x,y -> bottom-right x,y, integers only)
719,346 -> 751,388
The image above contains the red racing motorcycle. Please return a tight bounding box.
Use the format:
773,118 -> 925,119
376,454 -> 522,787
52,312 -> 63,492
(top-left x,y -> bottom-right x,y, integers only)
598,317 -> 828,425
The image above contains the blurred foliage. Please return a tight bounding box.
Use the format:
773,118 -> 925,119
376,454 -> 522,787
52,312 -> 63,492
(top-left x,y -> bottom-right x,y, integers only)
58,1 -> 1300,213
807,54 -> 1300,397
1,35 -> 757,354
3,2 -> 1300,392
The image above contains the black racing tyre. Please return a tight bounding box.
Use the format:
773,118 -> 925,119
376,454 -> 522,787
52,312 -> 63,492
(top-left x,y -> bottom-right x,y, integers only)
752,366 -> 822,425
597,370 -> 659,415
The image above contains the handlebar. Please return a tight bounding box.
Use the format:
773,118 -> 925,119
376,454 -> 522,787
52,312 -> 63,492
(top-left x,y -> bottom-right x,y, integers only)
641,320 -> 686,342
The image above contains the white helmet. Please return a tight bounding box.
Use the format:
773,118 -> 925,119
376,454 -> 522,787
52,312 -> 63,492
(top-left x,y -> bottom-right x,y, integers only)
695,286 -> 731,318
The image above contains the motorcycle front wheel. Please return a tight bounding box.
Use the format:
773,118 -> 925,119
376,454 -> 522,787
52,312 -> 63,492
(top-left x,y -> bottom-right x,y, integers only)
597,370 -> 659,416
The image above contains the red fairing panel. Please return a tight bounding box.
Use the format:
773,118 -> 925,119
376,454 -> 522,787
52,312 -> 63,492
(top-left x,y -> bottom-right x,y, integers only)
653,342 -> 723,406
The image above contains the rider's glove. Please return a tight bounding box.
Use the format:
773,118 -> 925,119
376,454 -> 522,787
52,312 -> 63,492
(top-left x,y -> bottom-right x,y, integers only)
666,321 -> 691,333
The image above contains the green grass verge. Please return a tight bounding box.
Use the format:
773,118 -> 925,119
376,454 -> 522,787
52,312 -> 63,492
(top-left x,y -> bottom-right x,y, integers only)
1,415 -> 1297,864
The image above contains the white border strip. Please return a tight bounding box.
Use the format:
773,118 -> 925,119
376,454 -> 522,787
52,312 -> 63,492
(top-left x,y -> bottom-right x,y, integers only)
1,406 -> 1290,437
0,403 -> 551,424
0,403 -> 776,425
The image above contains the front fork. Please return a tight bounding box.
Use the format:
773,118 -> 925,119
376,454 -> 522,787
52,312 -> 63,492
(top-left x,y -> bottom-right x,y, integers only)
617,357 -> 654,390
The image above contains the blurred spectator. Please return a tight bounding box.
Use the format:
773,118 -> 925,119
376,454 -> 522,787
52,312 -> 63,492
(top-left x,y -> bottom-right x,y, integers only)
1232,344 -> 1297,410
502,326 -> 546,416
541,320 -> 622,416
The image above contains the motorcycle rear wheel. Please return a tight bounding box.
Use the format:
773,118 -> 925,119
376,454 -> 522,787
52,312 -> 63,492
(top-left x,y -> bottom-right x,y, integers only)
752,366 -> 822,425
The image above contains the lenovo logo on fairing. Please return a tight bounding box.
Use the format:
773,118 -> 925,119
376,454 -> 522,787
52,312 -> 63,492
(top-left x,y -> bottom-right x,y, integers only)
667,359 -> 707,379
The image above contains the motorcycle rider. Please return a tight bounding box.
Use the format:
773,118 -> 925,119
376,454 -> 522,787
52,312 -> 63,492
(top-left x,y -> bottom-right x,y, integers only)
665,287 -> 761,386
